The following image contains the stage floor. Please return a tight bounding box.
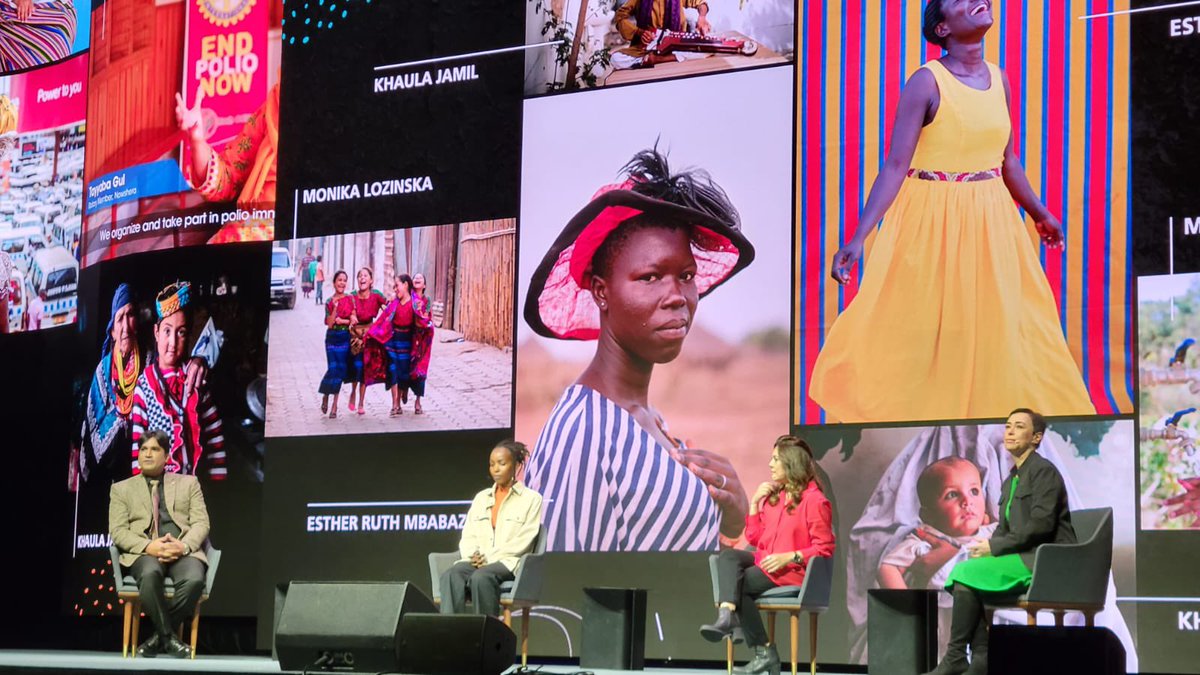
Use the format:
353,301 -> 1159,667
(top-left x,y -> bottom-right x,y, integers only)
0,650 -> 859,675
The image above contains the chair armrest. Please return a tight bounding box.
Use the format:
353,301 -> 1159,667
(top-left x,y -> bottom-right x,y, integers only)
202,543 -> 221,596
109,545 -> 128,588
797,555 -> 833,610
709,554 -> 721,605
428,551 -> 459,603
508,552 -> 546,605
1025,541 -> 1110,606
1025,509 -> 1112,606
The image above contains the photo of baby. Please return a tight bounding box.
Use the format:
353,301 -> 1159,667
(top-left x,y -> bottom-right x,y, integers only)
877,457 -> 998,593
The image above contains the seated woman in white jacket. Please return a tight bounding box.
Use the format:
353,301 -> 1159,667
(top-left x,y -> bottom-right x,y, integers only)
439,440 -> 544,616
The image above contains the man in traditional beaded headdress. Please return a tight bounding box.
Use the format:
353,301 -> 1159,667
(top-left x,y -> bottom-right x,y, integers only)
80,285 -> 210,483
129,282 -> 227,480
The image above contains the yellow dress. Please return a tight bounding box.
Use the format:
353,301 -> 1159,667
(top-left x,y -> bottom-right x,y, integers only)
808,60 -> 1094,423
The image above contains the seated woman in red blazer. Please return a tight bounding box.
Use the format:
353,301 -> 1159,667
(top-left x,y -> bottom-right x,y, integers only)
700,435 -> 835,675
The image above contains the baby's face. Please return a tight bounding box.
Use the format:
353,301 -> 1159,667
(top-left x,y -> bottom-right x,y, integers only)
926,463 -> 985,537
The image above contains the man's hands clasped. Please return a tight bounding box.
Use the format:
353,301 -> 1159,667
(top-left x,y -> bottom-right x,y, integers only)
146,533 -> 188,563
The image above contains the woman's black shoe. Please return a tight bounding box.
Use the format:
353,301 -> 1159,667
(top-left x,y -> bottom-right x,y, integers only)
733,644 -> 780,675
699,607 -> 741,643
921,653 -> 970,675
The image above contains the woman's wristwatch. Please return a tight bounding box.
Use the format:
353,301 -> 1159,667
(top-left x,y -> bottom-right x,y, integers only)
791,551 -> 802,565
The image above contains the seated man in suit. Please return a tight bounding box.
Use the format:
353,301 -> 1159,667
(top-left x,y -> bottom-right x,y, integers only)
109,430 -> 211,658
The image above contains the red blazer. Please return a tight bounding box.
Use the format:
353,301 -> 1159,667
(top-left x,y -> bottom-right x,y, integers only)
744,481 -> 835,587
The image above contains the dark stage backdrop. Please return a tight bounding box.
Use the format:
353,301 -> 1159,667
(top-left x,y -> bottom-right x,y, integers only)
4,0 -> 1200,672
1132,1 -> 1200,673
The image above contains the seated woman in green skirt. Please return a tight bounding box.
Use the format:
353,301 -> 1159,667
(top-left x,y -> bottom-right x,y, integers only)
923,407 -> 1076,675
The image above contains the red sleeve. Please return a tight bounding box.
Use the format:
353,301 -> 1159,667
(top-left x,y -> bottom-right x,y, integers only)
799,495 -> 835,560
744,510 -> 764,547
185,105 -> 268,202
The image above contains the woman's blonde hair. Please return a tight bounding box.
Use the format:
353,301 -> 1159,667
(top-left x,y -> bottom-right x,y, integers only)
0,95 -> 16,136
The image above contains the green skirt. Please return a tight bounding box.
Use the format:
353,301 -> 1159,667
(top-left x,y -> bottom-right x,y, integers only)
945,554 -> 1032,594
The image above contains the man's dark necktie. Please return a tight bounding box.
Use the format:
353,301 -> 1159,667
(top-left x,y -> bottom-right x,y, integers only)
150,479 -> 161,540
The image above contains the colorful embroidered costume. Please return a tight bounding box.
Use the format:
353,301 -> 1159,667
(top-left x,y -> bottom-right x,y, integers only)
130,364 -> 227,480
0,0 -> 76,73
366,294 -> 434,395
318,295 -> 353,395
129,282 -> 226,480
349,289 -> 386,385
410,293 -> 434,396
185,83 -> 278,244
79,284 -> 138,482
299,253 -> 315,294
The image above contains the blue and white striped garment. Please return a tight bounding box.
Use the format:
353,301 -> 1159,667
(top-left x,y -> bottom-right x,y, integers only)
525,384 -> 721,552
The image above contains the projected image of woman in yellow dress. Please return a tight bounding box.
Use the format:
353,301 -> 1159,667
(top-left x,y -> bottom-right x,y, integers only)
808,0 -> 1094,425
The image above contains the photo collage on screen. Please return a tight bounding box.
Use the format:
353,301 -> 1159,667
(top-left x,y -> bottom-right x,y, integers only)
791,2 -> 1143,671
0,0 -> 89,335
253,0 -> 527,646
1130,1 -> 1200,670
61,0 -> 281,618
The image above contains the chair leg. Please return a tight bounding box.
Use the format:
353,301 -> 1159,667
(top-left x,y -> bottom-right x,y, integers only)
121,600 -> 133,658
766,611 -> 776,646
130,602 -> 141,658
789,612 -> 799,675
726,636 -> 734,674
1052,610 -> 1065,627
520,608 -> 530,668
1025,609 -> 1037,626
502,606 -> 512,628
809,613 -> 819,675
1084,611 -> 1096,628
190,604 -> 202,659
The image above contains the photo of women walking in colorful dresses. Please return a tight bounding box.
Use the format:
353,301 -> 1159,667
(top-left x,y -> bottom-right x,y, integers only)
265,223 -> 515,438
794,0 -> 1133,425
366,273 -> 433,417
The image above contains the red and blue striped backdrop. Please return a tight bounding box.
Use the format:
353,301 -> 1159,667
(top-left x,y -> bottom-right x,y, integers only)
794,0 -> 1133,425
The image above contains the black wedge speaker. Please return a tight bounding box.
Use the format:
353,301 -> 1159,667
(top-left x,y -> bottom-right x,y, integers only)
274,580 -> 436,672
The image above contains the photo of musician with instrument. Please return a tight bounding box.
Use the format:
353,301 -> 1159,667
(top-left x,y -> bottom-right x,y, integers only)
524,0 -> 793,94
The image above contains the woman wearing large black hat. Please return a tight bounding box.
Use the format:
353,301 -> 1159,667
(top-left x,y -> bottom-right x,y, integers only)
523,146 -> 755,552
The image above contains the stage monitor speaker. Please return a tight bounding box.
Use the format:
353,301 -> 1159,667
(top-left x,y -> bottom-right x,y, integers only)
274,580 -> 436,672
867,589 -> 939,675
989,625 -> 1125,675
396,613 -> 516,675
581,587 -> 647,670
